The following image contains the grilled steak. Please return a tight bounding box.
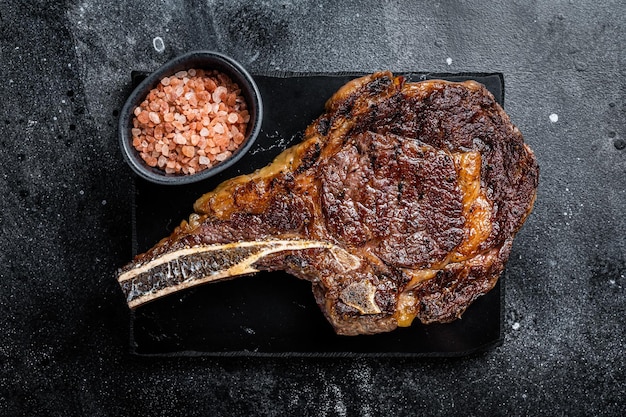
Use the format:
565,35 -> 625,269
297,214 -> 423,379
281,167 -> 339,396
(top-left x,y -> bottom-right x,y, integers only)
117,72 -> 538,335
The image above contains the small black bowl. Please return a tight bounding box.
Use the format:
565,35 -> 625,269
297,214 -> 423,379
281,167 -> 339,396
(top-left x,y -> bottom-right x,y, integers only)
118,51 -> 263,185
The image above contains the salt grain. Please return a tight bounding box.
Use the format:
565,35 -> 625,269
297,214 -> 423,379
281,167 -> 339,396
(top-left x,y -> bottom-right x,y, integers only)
215,151 -> 231,161
227,113 -> 239,123
148,112 -> 161,124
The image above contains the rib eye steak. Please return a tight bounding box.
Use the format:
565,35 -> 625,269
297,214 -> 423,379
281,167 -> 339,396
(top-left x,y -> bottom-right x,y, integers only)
117,71 -> 539,336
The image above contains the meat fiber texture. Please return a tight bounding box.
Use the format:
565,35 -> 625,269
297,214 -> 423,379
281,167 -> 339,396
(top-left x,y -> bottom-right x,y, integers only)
117,71 -> 539,336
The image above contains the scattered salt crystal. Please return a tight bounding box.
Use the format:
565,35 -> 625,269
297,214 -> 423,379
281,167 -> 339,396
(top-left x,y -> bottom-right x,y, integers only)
549,113 -> 558,123
152,36 -> 165,53
512,322 -> 520,330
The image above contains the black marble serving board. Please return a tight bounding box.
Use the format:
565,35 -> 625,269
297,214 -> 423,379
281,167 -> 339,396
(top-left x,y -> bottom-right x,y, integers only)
130,72 -> 504,357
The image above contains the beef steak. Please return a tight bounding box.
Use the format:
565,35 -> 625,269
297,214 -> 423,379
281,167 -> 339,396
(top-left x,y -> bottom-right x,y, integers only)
117,72 -> 539,335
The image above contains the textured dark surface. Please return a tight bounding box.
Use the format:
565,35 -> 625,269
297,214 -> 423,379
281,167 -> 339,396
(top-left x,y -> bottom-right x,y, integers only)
0,0 -> 624,416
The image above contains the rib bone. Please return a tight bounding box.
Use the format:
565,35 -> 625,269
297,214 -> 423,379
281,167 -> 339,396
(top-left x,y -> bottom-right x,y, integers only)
119,239 -> 360,308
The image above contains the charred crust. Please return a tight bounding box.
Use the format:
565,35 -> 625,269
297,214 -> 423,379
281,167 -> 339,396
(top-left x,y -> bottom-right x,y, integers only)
414,252 -> 503,323
314,117 -> 330,136
336,96 -> 358,118
258,192 -> 310,233
295,140 -> 322,174
366,75 -> 393,96
269,177 -> 280,190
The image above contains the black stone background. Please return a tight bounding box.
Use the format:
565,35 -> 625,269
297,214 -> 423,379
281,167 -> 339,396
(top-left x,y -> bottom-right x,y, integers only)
0,1 -> 624,416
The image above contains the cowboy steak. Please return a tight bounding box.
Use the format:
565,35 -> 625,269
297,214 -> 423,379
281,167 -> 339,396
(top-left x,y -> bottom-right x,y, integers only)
117,71 -> 538,335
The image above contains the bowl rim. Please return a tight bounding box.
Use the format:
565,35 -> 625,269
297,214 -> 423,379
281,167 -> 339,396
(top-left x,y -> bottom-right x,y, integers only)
118,50 -> 263,185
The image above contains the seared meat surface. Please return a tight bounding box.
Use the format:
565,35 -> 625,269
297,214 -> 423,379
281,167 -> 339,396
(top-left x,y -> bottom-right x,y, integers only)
118,72 -> 538,335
